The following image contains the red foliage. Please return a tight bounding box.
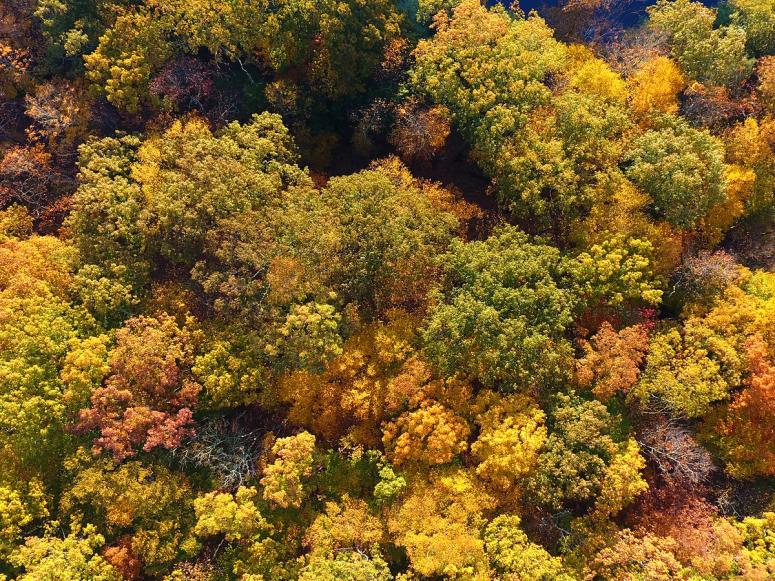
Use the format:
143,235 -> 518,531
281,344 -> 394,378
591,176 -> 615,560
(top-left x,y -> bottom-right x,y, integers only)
715,336 -> 775,477
77,314 -> 201,461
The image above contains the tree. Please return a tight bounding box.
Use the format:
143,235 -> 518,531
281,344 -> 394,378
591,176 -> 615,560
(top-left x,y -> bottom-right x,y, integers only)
422,225 -> 576,390
9,524 -> 121,580
303,495 -> 383,556
648,0 -> 753,88
410,1 -> 571,230
193,487 -> 268,542
411,0 -> 566,147
639,417 -> 714,486
725,116 -> 775,215
279,311 -> 418,445
76,314 -> 202,461
576,323 -> 650,401
260,431 -> 317,509
528,393 -> 623,511
710,336 -> 775,478
146,0 -> 264,59
484,515 -> 572,580
735,512 -> 775,576
66,134 -> 145,266
390,100 -> 452,162
320,158 -> 460,315
83,8 -> 172,113
60,458 -> 198,574
298,550 -> 391,581
387,468 -> 494,578
471,393 -> 547,496
262,0 -> 404,98
628,56 -> 686,122
570,235 -> 664,310
0,145 -> 58,213
624,116 -> 728,229
382,398 -> 470,467
584,530 -> 683,580
0,235 -> 97,478
731,0 -> 775,55
0,480 -> 48,557
132,113 -> 307,265
631,322 -> 740,419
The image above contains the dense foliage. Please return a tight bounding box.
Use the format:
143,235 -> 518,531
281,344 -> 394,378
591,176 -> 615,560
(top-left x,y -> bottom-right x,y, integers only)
1,0 -> 775,578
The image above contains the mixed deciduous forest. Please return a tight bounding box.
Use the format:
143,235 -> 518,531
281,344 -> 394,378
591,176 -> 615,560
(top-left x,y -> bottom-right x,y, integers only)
2,0 -> 775,578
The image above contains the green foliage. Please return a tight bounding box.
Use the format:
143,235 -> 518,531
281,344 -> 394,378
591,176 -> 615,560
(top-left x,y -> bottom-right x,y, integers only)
133,114 -> 307,265
320,159 -> 459,315
262,0 -> 404,97
423,225 -> 575,390
625,116 -> 728,229
648,0 -> 754,87
731,0 -> 775,55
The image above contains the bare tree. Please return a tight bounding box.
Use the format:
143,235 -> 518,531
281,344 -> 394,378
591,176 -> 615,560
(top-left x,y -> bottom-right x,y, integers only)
176,415 -> 264,490
639,417 -> 715,487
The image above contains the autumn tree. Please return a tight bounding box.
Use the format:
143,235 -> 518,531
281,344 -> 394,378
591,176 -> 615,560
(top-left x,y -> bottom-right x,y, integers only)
731,0 -> 775,55
529,393 -> 646,515
9,524 -> 121,581
0,232 -> 98,480
471,393 -> 547,497
60,458 -> 198,574
76,314 -> 202,461
193,486 -> 268,542
260,431 -> 317,509
628,56 -> 686,122
710,336 -> 775,478
576,323 -> 650,401
387,468 -> 494,578
279,311 -> 418,445
84,8 -> 172,113
584,529 -> 683,580
382,398 -> 470,467
484,514 -> 572,580
631,320 -> 742,418
133,113 -> 308,266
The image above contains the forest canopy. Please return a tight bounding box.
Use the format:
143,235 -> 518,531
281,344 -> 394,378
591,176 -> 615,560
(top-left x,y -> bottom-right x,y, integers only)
2,0 -> 775,578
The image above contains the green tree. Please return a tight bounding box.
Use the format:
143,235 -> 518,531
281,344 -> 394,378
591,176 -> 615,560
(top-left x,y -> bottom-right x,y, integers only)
731,0 -> 775,55
320,158 -> 460,316
625,116 -> 728,229
648,0 -> 753,88
423,225 -> 575,390
132,114 -> 308,265
262,0 -> 404,98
